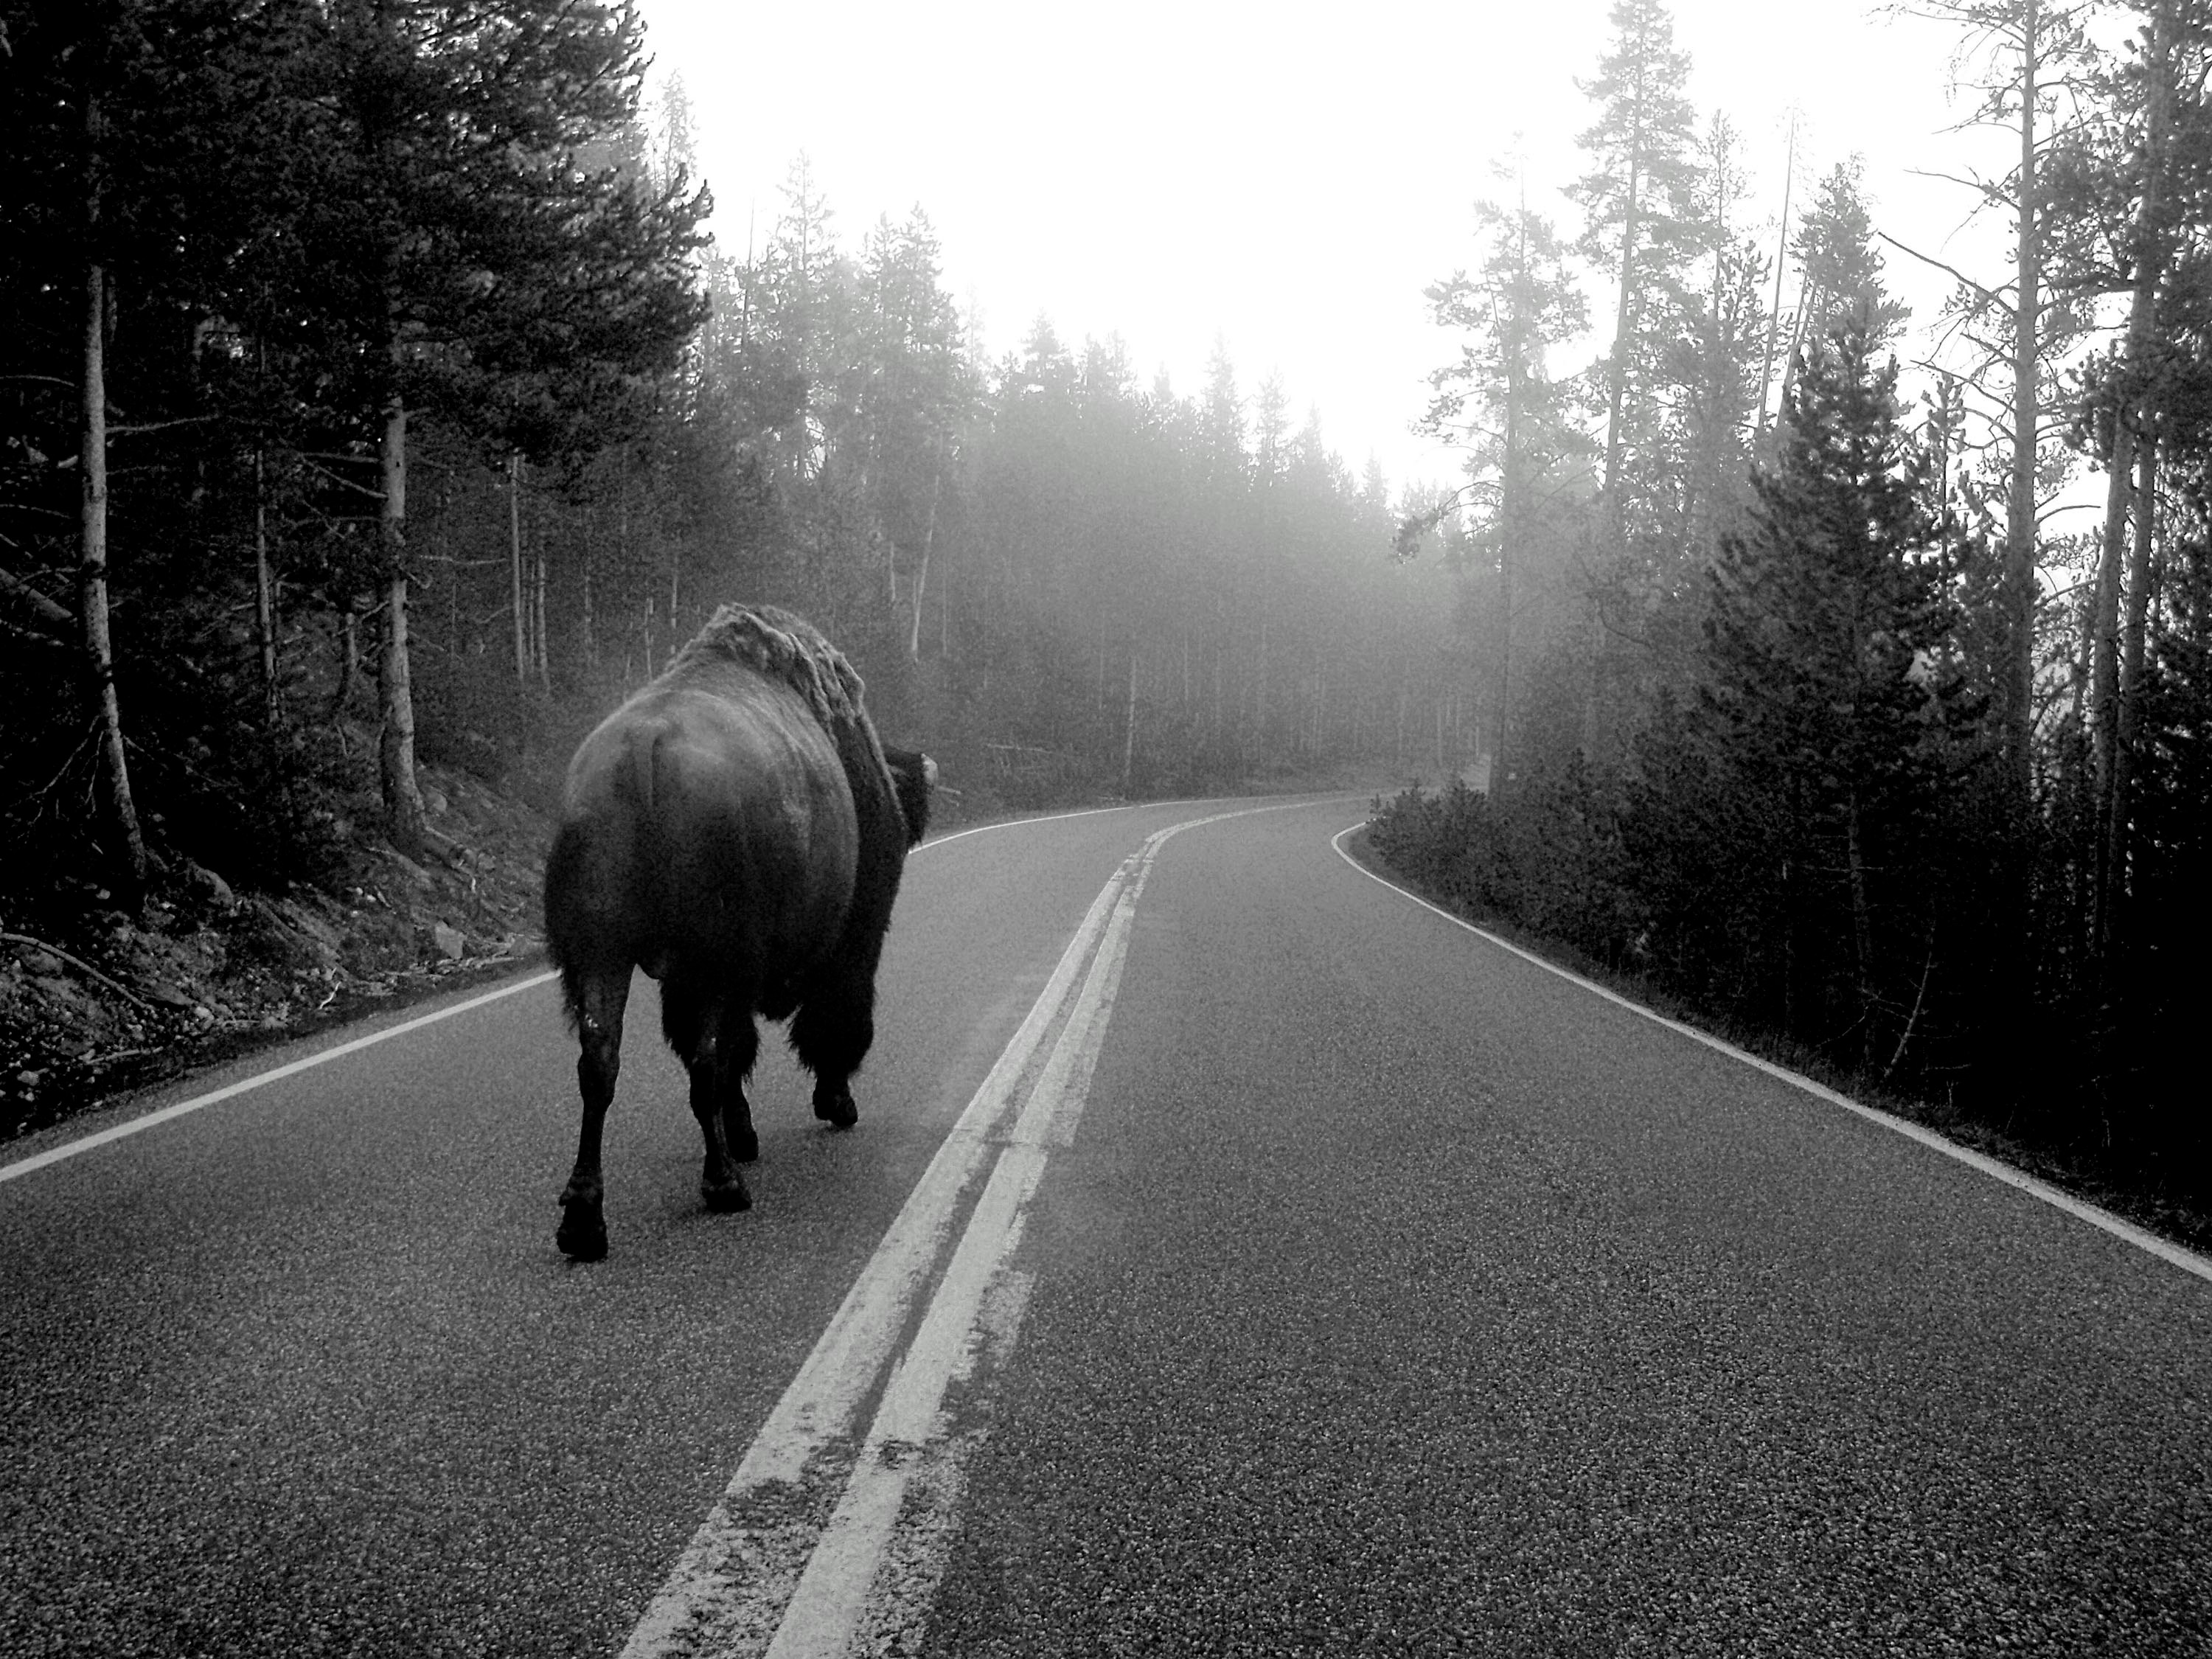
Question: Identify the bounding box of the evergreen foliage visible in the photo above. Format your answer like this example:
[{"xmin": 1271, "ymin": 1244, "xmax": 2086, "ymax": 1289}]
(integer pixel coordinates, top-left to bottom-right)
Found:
[{"xmin": 1381, "ymin": 0, "xmax": 2212, "ymax": 1213}]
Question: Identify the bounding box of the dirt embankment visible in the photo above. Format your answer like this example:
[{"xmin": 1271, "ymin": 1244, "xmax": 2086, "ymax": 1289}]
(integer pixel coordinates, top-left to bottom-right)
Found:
[{"xmin": 1, "ymin": 757, "xmax": 554, "ymax": 1145}]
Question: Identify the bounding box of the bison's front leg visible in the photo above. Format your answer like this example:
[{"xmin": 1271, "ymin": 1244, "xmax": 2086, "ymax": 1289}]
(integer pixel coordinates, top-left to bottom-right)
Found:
[
  {"xmin": 558, "ymin": 967, "xmax": 630, "ymax": 1262},
  {"xmin": 791, "ymin": 970, "xmax": 874, "ymax": 1130}
]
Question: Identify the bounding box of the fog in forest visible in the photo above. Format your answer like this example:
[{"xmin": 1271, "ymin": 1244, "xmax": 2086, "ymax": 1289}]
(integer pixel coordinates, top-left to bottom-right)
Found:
[{"xmin": 1, "ymin": 0, "xmax": 2205, "ymax": 1230}]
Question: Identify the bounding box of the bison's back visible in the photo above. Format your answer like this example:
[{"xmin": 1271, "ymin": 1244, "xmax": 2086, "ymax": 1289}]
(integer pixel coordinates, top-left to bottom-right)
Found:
[{"xmin": 546, "ymin": 677, "xmax": 860, "ymax": 993}]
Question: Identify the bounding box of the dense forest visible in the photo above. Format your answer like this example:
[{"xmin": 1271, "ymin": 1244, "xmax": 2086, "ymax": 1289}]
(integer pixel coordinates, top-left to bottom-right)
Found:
[
  {"xmin": 0, "ymin": 0, "xmax": 1453, "ymax": 894},
  {"xmin": 2, "ymin": 0, "xmax": 2205, "ymax": 1220},
  {"xmin": 1380, "ymin": 0, "xmax": 2209, "ymax": 1214}
]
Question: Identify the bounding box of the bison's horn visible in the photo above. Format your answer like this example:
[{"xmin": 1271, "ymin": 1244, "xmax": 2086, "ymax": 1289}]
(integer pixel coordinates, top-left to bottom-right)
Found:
[{"xmin": 922, "ymin": 756, "xmax": 939, "ymax": 787}]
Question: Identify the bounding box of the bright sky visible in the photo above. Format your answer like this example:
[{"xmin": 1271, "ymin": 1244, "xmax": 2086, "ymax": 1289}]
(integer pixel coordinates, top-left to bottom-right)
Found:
[{"xmin": 634, "ymin": 0, "xmax": 2014, "ymax": 497}]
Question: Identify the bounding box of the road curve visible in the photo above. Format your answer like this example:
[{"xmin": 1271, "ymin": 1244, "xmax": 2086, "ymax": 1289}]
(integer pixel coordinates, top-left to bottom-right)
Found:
[
  {"xmin": 918, "ymin": 801, "xmax": 2212, "ymax": 1658},
  {"xmin": 4, "ymin": 795, "xmax": 2208, "ymax": 1658}
]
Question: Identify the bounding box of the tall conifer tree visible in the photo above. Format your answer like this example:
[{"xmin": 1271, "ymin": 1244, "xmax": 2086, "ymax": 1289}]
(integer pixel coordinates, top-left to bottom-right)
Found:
[{"xmin": 1570, "ymin": 0, "xmax": 1700, "ymax": 519}]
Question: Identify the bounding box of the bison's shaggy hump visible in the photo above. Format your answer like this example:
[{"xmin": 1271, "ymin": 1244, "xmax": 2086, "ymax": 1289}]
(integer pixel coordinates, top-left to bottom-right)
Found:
[{"xmin": 670, "ymin": 603, "xmax": 866, "ymax": 731}]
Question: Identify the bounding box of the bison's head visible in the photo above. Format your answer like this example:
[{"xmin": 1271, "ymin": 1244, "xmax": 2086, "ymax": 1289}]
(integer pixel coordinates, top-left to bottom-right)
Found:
[{"xmin": 884, "ymin": 748, "xmax": 936, "ymax": 847}]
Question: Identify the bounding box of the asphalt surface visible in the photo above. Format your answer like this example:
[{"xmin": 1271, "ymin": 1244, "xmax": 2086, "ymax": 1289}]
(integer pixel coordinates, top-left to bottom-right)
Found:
[{"xmin": 4, "ymin": 796, "xmax": 2208, "ymax": 1657}]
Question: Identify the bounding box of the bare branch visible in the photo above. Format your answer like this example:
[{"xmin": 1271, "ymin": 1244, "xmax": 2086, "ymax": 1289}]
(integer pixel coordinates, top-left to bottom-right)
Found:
[
  {"xmin": 1879, "ymin": 233, "xmax": 2012, "ymax": 314},
  {"xmin": 0, "ymin": 563, "xmax": 74, "ymax": 634},
  {"xmin": 297, "ymin": 456, "xmax": 389, "ymax": 501},
  {"xmin": 1907, "ymin": 166, "xmax": 2019, "ymax": 212},
  {"xmin": 1, "ymin": 932, "xmax": 159, "ymax": 1013},
  {"xmin": 109, "ymin": 416, "xmax": 223, "ymax": 439}
]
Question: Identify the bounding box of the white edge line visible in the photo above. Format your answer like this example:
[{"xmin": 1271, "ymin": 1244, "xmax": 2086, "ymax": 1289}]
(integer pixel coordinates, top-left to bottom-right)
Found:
[
  {"xmin": 911, "ymin": 788, "xmax": 1358, "ymax": 854},
  {"xmin": 0, "ymin": 969, "xmax": 561, "ymax": 1186},
  {"xmin": 914, "ymin": 801, "xmax": 1147, "ymax": 850},
  {"xmin": 1329, "ymin": 821, "xmax": 2212, "ymax": 1288}
]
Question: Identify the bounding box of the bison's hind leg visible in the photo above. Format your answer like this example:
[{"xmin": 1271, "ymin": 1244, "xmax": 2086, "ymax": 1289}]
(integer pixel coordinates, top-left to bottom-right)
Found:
[
  {"xmin": 665, "ymin": 978, "xmax": 757, "ymax": 1212},
  {"xmin": 717, "ymin": 999, "xmax": 762, "ymax": 1166},
  {"xmin": 557, "ymin": 964, "xmax": 631, "ymax": 1262},
  {"xmin": 790, "ymin": 970, "xmax": 874, "ymax": 1130}
]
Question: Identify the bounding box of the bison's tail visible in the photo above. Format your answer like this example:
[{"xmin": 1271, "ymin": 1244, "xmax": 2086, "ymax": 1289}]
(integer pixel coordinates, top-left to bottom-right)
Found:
[
  {"xmin": 543, "ymin": 818, "xmax": 602, "ymax": 1032},
  {"xmin": 626, "ymin": 721, "xmax": 671, "ymax": 940}
]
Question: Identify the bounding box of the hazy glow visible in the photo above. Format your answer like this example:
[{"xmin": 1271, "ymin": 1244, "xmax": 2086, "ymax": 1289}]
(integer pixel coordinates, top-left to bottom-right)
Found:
[{"xmin": 636, "ymin": 0, "xmax": 2003, "ymax": 493}]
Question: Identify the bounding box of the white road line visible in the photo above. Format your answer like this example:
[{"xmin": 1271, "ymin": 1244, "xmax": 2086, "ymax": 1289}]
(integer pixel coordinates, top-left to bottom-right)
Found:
[
  {"xmin": 624, "ymin": 799, "xmax": 1310, "ymax": 1658},
  {"xmin": 913, "ymin": 801, "xmax": 1148, "ymax": 850},
  {"xmin": 0, "ymin": 969, "xmax": 560, "ymax": 1186},
  {"xmin": 750, "ymin": 805, "xmax": 1272, "ymax": 1657},
  {"xmin": 911, "ymin": 790, "xmax": 1335, "ymax": 853},
  {"xmin": 613, "ymin": 872, "xmax": 1128, "ymax": 1659},
  {"xmin": 1331, "ymin": 821, "xmax": 2212, "ymax": 1288},
  {"xmin": 763, "ymin": 1140, "xmax": 1050, "ymax": 1659}
]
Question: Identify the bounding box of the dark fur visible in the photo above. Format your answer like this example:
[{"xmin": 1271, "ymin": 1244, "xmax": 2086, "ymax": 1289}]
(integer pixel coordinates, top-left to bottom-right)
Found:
[{"xmin": 543, "ymin": 604, "xmax": 931, "ymax": 1259}]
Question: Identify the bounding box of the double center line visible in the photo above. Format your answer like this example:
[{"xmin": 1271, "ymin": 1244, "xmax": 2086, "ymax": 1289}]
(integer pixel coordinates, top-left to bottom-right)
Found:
[{"xmin": 619, "ymin": 801, "xmax": 1306, "ymax": 1658}]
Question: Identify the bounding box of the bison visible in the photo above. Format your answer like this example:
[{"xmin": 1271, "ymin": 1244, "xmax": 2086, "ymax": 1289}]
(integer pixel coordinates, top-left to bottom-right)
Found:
[{"xmin": 543, "ymin": 604, "xmax": 933, "ymax": 1260}]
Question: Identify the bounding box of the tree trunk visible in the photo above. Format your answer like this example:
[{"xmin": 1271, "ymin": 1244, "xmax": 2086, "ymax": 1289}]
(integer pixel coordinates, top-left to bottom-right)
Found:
[
  {"xmin": 2096, "ymin": 0, "xmax": 2171, "ymax": 955},
  {"xmin": 378, "ymin": 392, "xmax": 428, "ymax": 859},
  {"xmin": 1776, "ymin": 277, "xmax": 1825, "ymax": 414},
  {"xmin": 1256, "ymin": 612, "xmax": 1270, "ymax": 752},
  {"xmin": 509, "ymin": 451, "xmax": 527, "ymax": 684},
  {"xmin": 1846, "ymin": 787, "xmax": 1876, "ymax": 1065},
  {"xmin": 581, "ymin": 545, "xmax": 596, "ymax": 669},
  {"xmin": 1498, "ymin": 319, "xmax": 1522, "ymax": 791},
  {"xmin": 1754, "ymin": 114, "xmax": 1798, "ymax": 447},
  {"xmin": 2090, "ymin": 409, "xmax": 2135, "ymax": 948},
  {"xmin": 79, "ymin": 238, "xmax": 150, "ymax": 897},
  {"xmin": 2005, "ymin": 0, "xmax": 2043, "ymax": 813},
  {"xmin": 332, "ymin": 595, "xmax": 359, "ymax": 721},
  {"xmin": 1601, "ymin": 72, "xmax": 1649, "ymax": 512},
  {"xmin": 534, "ymin": 534, "xmax": 551, "ymax": 694},
  {"xmin": 2110, "ymin": 433, "xmax": 2157, "ymax": 929},
  {"xmin": 1121, "ymin": 647, "xmax": 1138, "ymax": 793},
  {"xmin": 254, "ymin": 447, "xmax": 279, "ymax": 722},
  {"xmin": 909, "ymin": 469, "xmax": 941, "ymax": 661}
]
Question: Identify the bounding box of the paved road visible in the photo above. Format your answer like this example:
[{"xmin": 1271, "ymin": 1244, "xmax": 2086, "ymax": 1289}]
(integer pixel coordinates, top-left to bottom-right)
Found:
[{"xmin": 4, "ymin": 796, "xmax": 2208, "ymax": 1657}]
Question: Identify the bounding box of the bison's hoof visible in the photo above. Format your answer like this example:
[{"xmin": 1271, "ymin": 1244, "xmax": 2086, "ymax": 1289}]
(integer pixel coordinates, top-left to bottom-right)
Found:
[
  {"xmin": 556, "ymin": 1206, "xmax": 608, "ymax": 1262},
  {"xmin": 702, "ymin": 1175, "xmax": 753, "ymax": 1213},
  {"xmin": 814, "ymin": 1090, "xmax": 858, "ymax": 1130}
]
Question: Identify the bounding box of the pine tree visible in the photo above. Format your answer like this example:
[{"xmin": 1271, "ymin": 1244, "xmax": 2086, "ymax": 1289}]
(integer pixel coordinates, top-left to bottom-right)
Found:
[
  {"xmin": 1691, "ymin": 323, "xmax": 1972, "ymax": 1054},
  {"xmin": 1198, "ymin": 339, "xmax": 1245, "ymax": 491},
  {"xmin": 1569, "ymin": 0, "xmax": 1701, "ymax": 516},
  {"xmin": 1791, "ymin": 162, "xmax": 1912, "ymax": 351},
  {"xmin": 857, "ymin": 209, "xmax": 966, "ymax": 654},
  {"xmin": 275, "ymin": 0, "xmax": 706, "ymax": 858},
  {"xmin": 1771, "ymin": 161, "xmax": 1910, "ymax": 437},
  {"xmin": 2055, "ymin": 0, "xmax": 2212, "ymax": 957},
  {"xmin": 1891, "ymin": 0, "xmax": 2096, "ymax": 818},
  {"xmin": 1420, "ymin": 195, "xmax": 1590, "ymax": 784}
]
